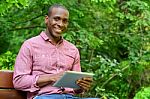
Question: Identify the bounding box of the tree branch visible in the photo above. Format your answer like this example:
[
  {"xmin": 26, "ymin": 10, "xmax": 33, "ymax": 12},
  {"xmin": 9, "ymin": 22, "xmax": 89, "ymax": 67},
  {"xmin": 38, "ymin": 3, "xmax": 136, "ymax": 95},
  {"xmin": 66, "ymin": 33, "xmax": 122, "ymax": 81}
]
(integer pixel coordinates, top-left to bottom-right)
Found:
[
  {"xmin": 9, "ymin": 25, "xmax": 45, "ymax": 31},
  {"xmin": 100, "ymin": 65, "xmax": 130, "ymax": 88}
]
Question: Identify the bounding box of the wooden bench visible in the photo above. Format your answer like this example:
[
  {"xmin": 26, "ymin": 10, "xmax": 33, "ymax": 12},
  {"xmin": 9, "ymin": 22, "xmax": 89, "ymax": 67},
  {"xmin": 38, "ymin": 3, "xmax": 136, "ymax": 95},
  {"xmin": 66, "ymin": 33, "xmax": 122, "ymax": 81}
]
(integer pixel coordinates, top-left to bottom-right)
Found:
[{"xmin": 0, "ymin": 70, "xmax": 27, "ymax": 99}]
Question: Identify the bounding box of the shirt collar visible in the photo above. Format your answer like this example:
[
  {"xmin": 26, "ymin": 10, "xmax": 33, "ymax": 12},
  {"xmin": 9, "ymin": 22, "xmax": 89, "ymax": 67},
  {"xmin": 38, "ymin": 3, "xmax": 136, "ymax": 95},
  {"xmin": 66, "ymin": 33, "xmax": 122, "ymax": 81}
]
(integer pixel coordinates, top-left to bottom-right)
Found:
[
  {"xmin": 40, "ymin": 31, "xmax": 49, "ymax": 41},
  {"xmin": 40, "ymin": 31, "xmax": 64, "ymax": 45}
]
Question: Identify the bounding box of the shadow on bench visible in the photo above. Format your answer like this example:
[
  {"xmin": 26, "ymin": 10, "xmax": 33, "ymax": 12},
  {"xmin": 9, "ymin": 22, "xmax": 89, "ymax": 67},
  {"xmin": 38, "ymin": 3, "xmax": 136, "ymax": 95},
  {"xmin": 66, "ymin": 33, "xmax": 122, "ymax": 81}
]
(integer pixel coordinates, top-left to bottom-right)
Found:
[{"xmin": 0, "ymin": 70, "xmax": 27, "ymax": 99}]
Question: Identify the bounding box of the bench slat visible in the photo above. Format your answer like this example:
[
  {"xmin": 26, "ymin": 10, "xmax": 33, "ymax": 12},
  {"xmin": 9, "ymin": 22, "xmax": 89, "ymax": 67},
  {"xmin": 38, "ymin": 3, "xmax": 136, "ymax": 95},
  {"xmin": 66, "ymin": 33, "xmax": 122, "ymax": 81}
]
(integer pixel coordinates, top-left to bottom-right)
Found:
[
  {"xmin": 0, "ymin": 70, "xmax": 14, "ymax": 88},
  {"xmin": 0, "ymin": 70, "xmax": 27, "ymax": 99},
  {"xmin": 0, "ymin": 89, "xmax": 26, "ymax": 99}
]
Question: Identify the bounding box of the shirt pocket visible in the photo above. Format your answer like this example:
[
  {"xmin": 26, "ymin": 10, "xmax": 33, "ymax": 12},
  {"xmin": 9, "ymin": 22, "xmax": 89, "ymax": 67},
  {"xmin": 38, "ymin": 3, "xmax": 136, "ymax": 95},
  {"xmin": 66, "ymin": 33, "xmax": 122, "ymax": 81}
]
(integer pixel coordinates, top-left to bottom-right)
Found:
[
  {"xmin": 62, "ymin": 53, "xmax": 75, "ymax": 70},
  {"xmin": 34, "ymin": 53, "xmax": 51, "ymax": 70}
]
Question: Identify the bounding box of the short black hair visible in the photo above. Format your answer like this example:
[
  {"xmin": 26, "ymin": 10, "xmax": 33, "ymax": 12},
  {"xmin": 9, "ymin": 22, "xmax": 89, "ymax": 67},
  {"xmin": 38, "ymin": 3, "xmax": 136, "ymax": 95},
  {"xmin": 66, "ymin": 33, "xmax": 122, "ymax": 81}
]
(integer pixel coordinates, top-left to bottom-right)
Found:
[{"xmin": 48, "ymin": 4, "xmax": 68, "ymax": 16}]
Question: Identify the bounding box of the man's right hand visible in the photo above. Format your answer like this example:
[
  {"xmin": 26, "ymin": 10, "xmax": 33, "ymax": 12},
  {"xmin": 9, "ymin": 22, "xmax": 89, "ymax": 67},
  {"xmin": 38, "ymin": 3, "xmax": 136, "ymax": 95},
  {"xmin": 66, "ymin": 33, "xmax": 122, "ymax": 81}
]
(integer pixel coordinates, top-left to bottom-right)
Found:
[
  {"xmin": 36, "ymin": 71, "xmax": 64, "ymax": 87},
  {"xmin": 49, "ymin": 71, "xmax": 64, "ymax": 82}
]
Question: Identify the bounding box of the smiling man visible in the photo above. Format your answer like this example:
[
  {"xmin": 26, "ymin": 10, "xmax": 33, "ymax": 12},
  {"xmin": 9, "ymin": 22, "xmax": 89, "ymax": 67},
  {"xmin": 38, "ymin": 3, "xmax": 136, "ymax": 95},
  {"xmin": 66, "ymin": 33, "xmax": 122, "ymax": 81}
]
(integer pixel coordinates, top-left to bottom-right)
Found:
[{"xmin": 13, "ymin": 4, "xmax": 93, "ymax": 99}]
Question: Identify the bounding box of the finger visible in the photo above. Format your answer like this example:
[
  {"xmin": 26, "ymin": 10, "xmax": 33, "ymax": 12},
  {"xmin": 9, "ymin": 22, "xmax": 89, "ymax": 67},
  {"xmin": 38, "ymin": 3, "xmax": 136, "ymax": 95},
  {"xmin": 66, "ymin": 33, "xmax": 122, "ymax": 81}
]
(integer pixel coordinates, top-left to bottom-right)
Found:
[
  {"xmin": 78, "ymin": 82, "xmax": 91, "ymax": 90},
  {"xmin": 82, "ymin": 77, "xmax": 93, "ymax": 82},
  {"xmin": 79, "ymin": 82, "xmax": 91, "ymax": 88},
  {"xmin": 79, "ymin": 85, "xmax": 90, "ymax": 91},
  {"xmin": 76, "ymin": 77, "xmax": 93, "ymax": 83},
  {"xmin": 77, "ymin": 79, "xmax": 92, "ymax": 85}
]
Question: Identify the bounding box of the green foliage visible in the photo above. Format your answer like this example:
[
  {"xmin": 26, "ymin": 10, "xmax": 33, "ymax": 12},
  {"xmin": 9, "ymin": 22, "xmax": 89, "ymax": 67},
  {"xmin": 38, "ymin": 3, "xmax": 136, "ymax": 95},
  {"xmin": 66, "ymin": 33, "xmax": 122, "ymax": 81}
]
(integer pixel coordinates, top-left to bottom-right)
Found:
[
  {"xmin": 81, "ymin": 55, "xmax": 121, "ymax": 98},
  {"xmin": 0, "ymin": 51, "xmax": 16, "ymax": 70},
  {"xmin": 0, "ymin": 0, "xmax": 29, "ymax": 15},
  {"xmin": 134, "ymin": 87, "xmax": 150, "ymax": 99}
]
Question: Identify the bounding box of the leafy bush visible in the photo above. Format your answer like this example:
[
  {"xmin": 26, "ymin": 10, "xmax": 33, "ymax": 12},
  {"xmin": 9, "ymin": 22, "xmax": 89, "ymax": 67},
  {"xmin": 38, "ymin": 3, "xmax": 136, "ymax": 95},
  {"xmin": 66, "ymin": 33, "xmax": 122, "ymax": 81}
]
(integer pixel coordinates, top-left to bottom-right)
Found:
[
  {"xmin": 134, "ymin": 87, "xmax": 150, "ymax": 99},
  {"xmin": 0, "ymin": 51, "xmax": 16, "ymax": 70}
]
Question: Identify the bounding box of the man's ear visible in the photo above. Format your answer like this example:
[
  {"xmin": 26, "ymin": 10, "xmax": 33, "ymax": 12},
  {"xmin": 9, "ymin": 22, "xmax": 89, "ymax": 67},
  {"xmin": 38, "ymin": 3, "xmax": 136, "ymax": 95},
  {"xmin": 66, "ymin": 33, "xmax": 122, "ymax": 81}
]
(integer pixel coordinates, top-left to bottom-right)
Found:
[{"xmin": 45, "ymin": 15, "xmax": 49, "ymax": 25}]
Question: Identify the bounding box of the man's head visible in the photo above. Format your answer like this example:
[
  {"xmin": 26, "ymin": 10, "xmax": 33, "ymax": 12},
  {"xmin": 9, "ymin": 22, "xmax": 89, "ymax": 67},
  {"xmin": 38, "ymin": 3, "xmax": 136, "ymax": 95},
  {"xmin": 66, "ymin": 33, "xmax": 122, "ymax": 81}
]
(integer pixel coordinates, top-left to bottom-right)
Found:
[
  {"xmin": 45, "ymin": 4, "xmax": 69, "ymax": 39},
  {"xmin": 48, "ymin": 4, "xmax": 68, "ymax": 17}
]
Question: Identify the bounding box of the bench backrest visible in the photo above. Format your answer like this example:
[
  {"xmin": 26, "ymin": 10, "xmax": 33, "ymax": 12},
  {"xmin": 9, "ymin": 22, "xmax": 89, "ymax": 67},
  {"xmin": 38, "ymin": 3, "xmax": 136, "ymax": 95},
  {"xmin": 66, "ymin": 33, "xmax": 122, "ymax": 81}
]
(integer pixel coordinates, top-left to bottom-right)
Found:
[{"xmin": 0, "ymin": 70, "xmax": 27, "ymax": 99}]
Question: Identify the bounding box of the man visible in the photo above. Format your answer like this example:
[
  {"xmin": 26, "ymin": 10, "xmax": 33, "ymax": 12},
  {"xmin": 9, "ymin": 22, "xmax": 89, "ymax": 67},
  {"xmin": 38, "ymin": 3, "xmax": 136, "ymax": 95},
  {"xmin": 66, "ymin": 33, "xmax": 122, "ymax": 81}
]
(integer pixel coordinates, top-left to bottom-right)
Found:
[{"xmin": 13, "ymin": 4, "xmax": 93, "ymax": 99}]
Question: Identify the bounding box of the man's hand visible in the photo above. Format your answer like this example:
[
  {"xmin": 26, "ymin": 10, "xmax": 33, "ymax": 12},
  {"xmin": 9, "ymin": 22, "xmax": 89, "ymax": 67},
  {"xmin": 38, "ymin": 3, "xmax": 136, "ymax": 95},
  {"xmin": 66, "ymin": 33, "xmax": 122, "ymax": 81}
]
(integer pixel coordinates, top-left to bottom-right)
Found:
[
  {"xmin": 36, "ymin": 71, "xmax": 64, "ymax": 87},
  {"xmin": 76, "ymin": 77, "xmax": 93, "ymax": 92},
  {"xmin": 49, "ymin": 71, "xmax": 64, "ymax": 82}
]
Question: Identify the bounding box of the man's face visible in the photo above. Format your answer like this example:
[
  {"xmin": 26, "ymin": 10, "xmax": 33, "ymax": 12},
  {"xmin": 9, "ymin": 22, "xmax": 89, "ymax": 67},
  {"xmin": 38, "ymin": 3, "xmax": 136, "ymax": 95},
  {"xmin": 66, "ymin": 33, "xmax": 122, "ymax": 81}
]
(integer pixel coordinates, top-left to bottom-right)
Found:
[{"xmin": 45, "ymin": 7, "xmax": 69, "ymax": 38}]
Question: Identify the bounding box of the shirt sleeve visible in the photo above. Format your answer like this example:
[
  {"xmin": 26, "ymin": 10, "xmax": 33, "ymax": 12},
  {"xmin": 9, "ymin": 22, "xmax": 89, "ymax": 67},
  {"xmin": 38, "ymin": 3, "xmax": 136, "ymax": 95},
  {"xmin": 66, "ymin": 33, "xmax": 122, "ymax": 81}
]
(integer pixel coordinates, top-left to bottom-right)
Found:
[
  {"xmin": 71, "ymin": 48, "xmax": 81, "ymax": 72},
  {"xmin": 13, "ymin": 41, "xmax": 40, "ymax": 92}
]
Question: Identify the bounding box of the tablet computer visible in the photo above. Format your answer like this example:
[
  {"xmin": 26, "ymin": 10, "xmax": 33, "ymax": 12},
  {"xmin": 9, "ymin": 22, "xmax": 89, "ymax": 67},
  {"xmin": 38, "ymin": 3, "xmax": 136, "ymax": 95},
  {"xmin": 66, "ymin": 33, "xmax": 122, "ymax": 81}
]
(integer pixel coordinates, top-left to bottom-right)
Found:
[{"xmin": 53, "ymin": 71, "xmax": 94, "ymax": 89}]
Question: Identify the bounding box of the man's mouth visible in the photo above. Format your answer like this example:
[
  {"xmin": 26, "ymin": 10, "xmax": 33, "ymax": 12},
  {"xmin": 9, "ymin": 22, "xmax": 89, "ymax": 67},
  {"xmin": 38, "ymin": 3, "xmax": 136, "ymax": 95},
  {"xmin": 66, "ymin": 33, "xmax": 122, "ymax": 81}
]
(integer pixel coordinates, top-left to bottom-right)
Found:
[
  {"xmin": 54, "ymin": 27, "xmax": 63, "ymax": 33},
  {"xmin": 55, "ymin": 28, "xmax": 62, "ymax": 33}
]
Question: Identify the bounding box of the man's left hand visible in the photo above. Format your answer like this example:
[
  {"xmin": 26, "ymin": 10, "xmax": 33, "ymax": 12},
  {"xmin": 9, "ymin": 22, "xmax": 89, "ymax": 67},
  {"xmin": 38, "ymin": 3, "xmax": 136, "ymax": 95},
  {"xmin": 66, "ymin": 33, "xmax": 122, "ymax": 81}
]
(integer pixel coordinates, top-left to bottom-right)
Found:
[{"xmin": 76, "ymin": 77, "xmax": 93, "ymax": 92}]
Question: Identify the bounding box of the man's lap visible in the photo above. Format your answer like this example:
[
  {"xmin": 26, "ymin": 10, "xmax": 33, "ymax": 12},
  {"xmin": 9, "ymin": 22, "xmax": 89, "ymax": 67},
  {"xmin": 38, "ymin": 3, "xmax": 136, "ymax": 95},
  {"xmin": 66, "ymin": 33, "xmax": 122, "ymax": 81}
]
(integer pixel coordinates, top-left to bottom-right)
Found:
[{"xmin": 33, "ymin": 94, "xmax": 100, "ymax": 99}]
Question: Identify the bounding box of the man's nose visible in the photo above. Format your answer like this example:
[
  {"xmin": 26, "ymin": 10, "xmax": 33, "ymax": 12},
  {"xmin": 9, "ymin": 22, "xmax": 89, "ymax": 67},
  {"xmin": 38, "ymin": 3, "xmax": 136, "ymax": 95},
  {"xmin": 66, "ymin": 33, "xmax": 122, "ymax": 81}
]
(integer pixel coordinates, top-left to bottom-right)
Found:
[{"xmin": 57, "ymin": 20, "xmax": 63, "ymax": 27}]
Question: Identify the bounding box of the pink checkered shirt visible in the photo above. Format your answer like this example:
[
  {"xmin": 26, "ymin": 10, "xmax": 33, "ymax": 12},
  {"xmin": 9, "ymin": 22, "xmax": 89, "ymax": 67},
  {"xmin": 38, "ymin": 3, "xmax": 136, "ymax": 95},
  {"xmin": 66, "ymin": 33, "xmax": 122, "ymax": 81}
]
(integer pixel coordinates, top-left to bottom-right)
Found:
[{"xmin": 13, "ymin": 31, "xmax": 81, "ymax": 99}]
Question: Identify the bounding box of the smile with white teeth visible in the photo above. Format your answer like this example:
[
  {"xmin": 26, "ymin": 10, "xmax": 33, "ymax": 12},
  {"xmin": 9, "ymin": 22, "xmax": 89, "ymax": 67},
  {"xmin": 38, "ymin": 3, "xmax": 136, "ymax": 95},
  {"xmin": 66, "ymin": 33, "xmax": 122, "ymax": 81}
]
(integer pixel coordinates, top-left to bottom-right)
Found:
[{"xmin": 54, "ymin": 27, "xmax": 62, "ymax": 33}]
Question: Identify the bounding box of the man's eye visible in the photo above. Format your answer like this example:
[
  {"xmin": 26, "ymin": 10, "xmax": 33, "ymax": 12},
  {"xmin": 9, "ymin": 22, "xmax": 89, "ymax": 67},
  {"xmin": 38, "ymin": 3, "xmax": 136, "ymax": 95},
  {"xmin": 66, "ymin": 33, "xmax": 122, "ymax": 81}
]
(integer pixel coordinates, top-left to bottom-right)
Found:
[
  {"xmin": 54, "ymin": 17, "xmax": 60, "ymax": 21},
  {"xmin": 63, "ymin": 19, "xmax": 68, "ymax": 23}
]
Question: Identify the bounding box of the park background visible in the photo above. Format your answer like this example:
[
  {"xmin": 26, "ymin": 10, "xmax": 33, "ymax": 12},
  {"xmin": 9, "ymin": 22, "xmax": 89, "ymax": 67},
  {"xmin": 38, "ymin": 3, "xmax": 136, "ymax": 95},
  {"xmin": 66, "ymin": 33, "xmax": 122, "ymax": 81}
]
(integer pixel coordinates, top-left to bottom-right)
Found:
[{"xmin": 0, "ymin": 0, "xmax": 150, "ymax": 99}]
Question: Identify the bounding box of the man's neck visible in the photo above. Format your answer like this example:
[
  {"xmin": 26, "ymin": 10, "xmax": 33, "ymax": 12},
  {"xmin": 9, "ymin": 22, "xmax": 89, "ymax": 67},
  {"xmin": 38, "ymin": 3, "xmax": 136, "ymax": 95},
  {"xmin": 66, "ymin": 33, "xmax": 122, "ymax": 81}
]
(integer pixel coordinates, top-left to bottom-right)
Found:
[{"xmin": 45, "ymin": 30, "xmax": 61, "ymax": 45}]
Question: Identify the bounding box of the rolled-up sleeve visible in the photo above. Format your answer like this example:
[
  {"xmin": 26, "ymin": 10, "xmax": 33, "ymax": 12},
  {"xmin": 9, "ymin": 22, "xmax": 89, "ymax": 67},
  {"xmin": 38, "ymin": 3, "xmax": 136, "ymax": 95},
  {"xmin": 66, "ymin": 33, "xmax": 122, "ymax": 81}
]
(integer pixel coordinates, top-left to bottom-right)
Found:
[{"xmin": 13, "ymin": 41, "xmax": 40, "ymax": 92}]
